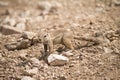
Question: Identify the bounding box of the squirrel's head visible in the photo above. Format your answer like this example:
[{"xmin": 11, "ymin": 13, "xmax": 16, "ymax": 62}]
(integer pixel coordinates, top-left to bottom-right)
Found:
[{"xmin": 38, "ymin": 29, "xmax": 51, "ymax": 43}]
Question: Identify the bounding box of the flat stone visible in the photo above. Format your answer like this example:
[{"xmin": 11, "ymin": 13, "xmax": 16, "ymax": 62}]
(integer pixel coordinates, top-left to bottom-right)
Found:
[
  {"xmin": 21, "ymin": 76, "xmax": 36, "ymax": 80},
  {"xmin": 5, "ymin": 39, "xmax": 31, "ymax": 50},
  {"xmin": 0, "ymin": 25, "xmax": 22, "ymax": 35},
  {"xmin": 47, "ymin": 54, "xmax": 69, "ymax": 66},
  {"xmin": 16, "ymin": 39, "xmax": 31, "ymax": 49},
  {"xmin": 4, "ymin": 42, "xmax": 17, "ymax": 50}
]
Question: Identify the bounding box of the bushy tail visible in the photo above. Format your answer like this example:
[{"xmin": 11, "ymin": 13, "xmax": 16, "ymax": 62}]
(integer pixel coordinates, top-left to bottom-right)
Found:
[{"xmin": 74, "ymin": 36, "xmax": 101, "ymax": 45}]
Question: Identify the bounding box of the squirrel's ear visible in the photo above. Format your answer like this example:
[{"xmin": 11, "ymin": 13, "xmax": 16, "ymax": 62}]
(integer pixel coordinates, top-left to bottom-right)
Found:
[
  {"xmin": 44, "ymin": 28, "xmax": 49, "ymax": 33},
  {"xmin": 39, "ymin": 29, "xmax": 46, "ymax": 33}
]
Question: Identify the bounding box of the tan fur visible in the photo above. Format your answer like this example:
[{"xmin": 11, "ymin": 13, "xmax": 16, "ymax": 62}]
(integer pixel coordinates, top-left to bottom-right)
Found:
[{"xmin": 38, "ymin": 29, "xmax": 100, "ymax": 54}]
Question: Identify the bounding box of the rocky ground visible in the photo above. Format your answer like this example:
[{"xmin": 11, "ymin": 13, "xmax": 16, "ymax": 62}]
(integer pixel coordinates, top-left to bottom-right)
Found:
[{"xmin": 0, "ymin": 0, "xmax": 120, "ymax": 80}]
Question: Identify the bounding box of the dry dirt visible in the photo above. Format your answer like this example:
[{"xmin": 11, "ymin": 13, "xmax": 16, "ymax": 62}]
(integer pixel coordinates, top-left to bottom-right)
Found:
[{"xmin": 0, "ymin": 0, "xmax": 120, "ymax": 80}]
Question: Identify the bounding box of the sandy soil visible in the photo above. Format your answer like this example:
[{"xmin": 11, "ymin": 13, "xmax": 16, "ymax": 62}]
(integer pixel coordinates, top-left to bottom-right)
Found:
[{"xmin": 0, "ymin": 0, "xmax": 120, "ymax": 80}]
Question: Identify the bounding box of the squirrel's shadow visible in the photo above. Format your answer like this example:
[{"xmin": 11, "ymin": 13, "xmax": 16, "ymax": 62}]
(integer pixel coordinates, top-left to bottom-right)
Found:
[
  {"xmin": 39, "ymin": 50, "xmax": 49, "ymax": 64},
  {"xmin": 38, "ymin": 42, "xmax": 99, "ymax": 64}
]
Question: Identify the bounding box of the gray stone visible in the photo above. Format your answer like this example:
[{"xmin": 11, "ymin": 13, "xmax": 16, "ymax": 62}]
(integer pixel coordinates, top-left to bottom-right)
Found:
[
  {"xmin": 0, "ymin": 25, "xmax": 22, "ymax": 35},
  {"xmin": 47, "ymin": 54, "xmax": 69, "ymax": 66},
  {"xmin": 21, "ymin": 76, "xmax": 36, "ymax": 80},
  {"xmin": 16, "ymin": 39, "xmax": 31, "ymax": 49},
  {"xmin": 5, "ymin": 39, "xmax": 31, "ymax": 50},
  {"xmin": 4, "ymin": 42, "xmax": 17, "ymax": 50}
]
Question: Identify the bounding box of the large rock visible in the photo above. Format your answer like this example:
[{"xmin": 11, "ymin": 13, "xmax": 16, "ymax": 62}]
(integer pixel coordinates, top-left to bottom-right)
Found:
[
  {"xmin": 47, "ymin": 54, "xmax": 69, "ymax": 66},
  {"xmin": 0, "ymin": 25, "xmax": 22, "ymax": 35},
  {"xmin": 21, "ymin": 76, "xmax": 36, "ymax": 80},
  {"xmin": 5, "ymin": 39, "xmax": 31, "ymax": 50}
]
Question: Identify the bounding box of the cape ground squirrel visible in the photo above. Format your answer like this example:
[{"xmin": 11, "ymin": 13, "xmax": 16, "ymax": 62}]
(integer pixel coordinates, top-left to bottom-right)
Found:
[{"xmin": 38, "ymin": 29, "xmax": 100, "ymax": 54}]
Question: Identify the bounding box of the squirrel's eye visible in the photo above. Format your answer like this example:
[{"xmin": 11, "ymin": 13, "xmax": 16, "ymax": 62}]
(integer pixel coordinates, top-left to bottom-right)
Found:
[
  {"xmin": 39, "ymin": 39, "xmax": 41, "ymax": 41},
  {"xmin": 44, "ymin": 35, "xmax": 47, "ymax": 37}
]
